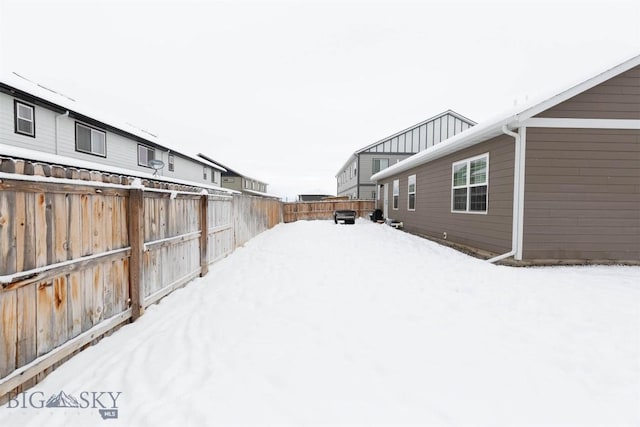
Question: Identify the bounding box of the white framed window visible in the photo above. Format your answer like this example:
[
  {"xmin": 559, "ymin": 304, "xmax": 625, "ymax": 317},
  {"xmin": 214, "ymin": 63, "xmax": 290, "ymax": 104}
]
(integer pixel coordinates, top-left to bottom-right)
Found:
[
  {"xmin": 15, "ymin": 100, "xmax": 35, "ymax": 137},
  {"xmin": 452, "ymin": 153, "xmax": 489, "ymax": 213},
  {"xmin": 138, "ymin": 144, "xmax": 155, "ymax": 167},
  {"xmin": 203, "ymin": 167, "xmax": 208, "ymax": 180},
  {"xmin": 211, "ymin": 170, "xmax": 217, "ymax": 183},
  {"xmin": 168, "ymin": 154, "xmax": 175, "ymax": 172},
  {"xmin": 392, "ymin": 179, "xmax": 399, "ymax": 210},
  {"xmin": 75, "ymin": 122, "xmax": 106, "ymax": 157},
  {"xmin": 372, "ymin": 158, "xmax": 389, "ymax": 174},
  {"xmin": 407, "ymin": 174, "xmax": 416, "ymax": 211}
]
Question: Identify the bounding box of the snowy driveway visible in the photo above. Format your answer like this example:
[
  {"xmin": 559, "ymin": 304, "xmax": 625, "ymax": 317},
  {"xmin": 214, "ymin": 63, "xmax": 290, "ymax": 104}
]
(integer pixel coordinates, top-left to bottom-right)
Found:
[{"xmin": 1, "ymin": 220, "xmax": 639, "ymax": 426}]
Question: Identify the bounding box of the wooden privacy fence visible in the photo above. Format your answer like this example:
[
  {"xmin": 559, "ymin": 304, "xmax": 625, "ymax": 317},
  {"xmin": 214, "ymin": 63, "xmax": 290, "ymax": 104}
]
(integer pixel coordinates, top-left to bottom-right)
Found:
[
  {"xmin": 0, "ymin": 158, "xmax": 282, "ymax": 400},
  {"xmin": 283, "ymin": 200, "xmax": 375, "ymax": 223}
]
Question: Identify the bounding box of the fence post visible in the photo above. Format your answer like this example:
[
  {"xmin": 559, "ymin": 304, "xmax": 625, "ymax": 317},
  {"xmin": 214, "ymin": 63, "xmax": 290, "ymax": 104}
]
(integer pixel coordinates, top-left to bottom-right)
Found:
[
  {"xmin": 128, "ymin": 188, "xmax": 144, "ymax": 320},
  {"xmin": 200, "ymin": 194, "xmax": 209, "ymax": 277}
]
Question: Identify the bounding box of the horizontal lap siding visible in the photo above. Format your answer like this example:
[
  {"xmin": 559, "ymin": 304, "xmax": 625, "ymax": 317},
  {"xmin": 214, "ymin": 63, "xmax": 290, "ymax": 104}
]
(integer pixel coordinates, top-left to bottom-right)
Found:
[
  {"xmin": 0, "ymin": 93, "xmax": 57, "ymax": 154},
  {"xmin": 381, "ymin": 135, "xmax": 514, "ymax": 254},
  {"xmin": 536, "ymin": 66, "xmax": 640, "ymax": 119},
  {"xmin": 523, "ymin": 128, "xmax": 640, "ymax": 261}
]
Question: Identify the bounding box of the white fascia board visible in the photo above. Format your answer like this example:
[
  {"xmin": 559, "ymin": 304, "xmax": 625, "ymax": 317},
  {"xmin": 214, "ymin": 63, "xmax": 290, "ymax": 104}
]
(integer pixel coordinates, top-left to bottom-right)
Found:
[
  {"xmin": 523, "ymin": 118, "xmax": 640, "ymax": 129},
  {"xmin": 371, "ymin": 54, "xmax": 640, "ymax": 182},
  {"xmin": 335, "ymin": 153, "xmax": 357, "ymax": 177},
  {"xmin": 514, "ymin": 54, "xmax": 640, "ymax": 123},
  {"xmin": 192, "ymin": 155, "xmax": 226, "ymax": 172}
]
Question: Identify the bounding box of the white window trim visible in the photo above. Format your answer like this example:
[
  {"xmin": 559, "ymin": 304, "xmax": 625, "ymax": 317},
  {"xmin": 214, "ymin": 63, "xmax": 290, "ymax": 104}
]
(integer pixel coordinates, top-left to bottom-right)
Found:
[
  {"xmin": 15, "ymin": 101, "xmax": 35, "ymax": 137},
  {"xmin": 407, "ymin": 174, "xmax": 416, "ymax": 211},
  {"xmin": 168, "ymin": 154, "xmax": 175, "ymax": 172},
  {"xmin": 203, "ymin": 167, "xmax": 208, "ymax": 180},
  {"xmin": 372, "ymin": 158, "xmax": 389, "ymax": 174},
  {"xmin": 75, "ymin": 122, "xmax": 106, "ymax": 157},
  {"xmin": 137, "ymin": 144, "xmax": 155, "ymax": 167},
  {"xmin": 392, "ymin": 179, "xmax": 399, "ymax": 210},
  {"xmin": 451, "ymin": 153, "xmax": 489, "ymax": 215}
]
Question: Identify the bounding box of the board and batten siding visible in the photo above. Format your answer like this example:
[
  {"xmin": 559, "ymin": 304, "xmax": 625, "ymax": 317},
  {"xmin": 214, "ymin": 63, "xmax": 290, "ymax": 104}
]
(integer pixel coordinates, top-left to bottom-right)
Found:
[
  {"xmin": 0, "ymin": 93, "xmax": 57, "ymax": 154},
  {"xmin": 523, "ymin": 127, "xmax": 640, "ymax": 261},
  {"xmin": 379, "ymin": 134, "xmax": 515, "ymax": 255},
  {"xmin": 536, "ymin": 65, "xmax": 640, "ymax": 120}
]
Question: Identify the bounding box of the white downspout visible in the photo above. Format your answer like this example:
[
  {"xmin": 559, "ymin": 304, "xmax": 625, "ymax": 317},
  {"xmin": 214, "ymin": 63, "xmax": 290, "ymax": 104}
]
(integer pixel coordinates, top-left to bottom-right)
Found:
[
  {"xmin": 487, "ymin": 125, "xmax": 521, "ymax": 263},
  {"xmin": 54, "ymin": 111, "xmax": 69, "ymax": 155}
]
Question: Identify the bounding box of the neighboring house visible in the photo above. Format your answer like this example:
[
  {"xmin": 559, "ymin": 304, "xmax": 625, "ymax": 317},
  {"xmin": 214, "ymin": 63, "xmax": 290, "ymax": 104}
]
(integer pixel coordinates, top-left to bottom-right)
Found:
[
  {"xmin": 336, "ymin": 110, "xmax": 475, "ymax": 199},
  {"xmin": 372, "ymin": 54, "xmax": 640, "ymax": 264},
  {"xmin": 199, "ymin": 153, "xmax": 272, "ymax": 197},
  {"xmin": 0, "ymin": 74, "xmax": 225, "ymax": 186}
]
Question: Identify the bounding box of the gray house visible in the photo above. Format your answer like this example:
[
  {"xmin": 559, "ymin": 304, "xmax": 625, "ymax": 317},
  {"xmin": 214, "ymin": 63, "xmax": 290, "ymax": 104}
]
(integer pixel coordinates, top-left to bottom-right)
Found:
[
  {"xmin": 372, "ymin": 54, "xmax": 640, "ymax": 264},
  {"xmin": 336, "ymin": 110, "xmax": 475, "ymax": 199},
  {"xmin": 198, "ymin": 153, "xmax": 272, "ymax": 197},
  {"xmin": 0, "ymin": 74, "xmax": 225, "ymax": 187}
]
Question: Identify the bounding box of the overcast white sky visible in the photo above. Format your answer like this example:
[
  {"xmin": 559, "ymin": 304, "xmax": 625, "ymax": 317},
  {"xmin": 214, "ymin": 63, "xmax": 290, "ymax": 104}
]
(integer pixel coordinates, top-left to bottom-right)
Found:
[{"xmin": 1, "ymin": 0, "xmax": 638, "ymax": 199}]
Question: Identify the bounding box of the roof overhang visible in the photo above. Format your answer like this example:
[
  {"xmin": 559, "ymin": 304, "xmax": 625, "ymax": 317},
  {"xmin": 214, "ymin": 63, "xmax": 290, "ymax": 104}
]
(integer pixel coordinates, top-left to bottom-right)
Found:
[{"xmin": 371, "ymin": 53, "xmax": 640, "ymax": 182}]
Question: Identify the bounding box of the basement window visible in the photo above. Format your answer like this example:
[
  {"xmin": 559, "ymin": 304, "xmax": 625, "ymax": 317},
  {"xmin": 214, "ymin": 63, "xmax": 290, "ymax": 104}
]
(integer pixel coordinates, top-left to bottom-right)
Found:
[{"xmin": 452, "ymin": 154, "xmax": 488, "ymax": 213}]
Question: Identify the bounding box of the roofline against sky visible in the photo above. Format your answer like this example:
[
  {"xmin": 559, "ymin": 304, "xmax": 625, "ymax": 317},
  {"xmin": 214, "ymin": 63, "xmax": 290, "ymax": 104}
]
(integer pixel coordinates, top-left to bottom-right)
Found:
[{"xmin": 371, "ymin": 53, "xmax": 640, "ymax": 182}]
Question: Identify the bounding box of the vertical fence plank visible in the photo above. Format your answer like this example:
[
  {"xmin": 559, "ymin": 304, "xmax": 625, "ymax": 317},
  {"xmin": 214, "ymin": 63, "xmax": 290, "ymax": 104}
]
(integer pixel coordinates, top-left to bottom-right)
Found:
[
  {"xmin": 14, "ymin": 191, "xmax": 25, "ymax": 273},
  {"xmin": 53, "ymin": 193, "xmax": 68, "ymax": 264},
  {"xmin": 16, "ymin": 284, "xmax": 37, "ymax": 371},
  {"xmin": 67, "ymin": 193, "xmax": 83, "ymax": 339},
  {"xmin": 23, "ymin": 193, "xmax": 36, "ymax": 272},
  {"xmin": 80, "ymin": 194, "xmax": 92, "ymax": 256},
  {"xmin": 200, "ymin": 195, "xmax": 209, "ymax": 276},
  {"xmin": 93, "ymin": 264, "xmax": 104, "ymax": 325},
  {"xmin": 36, "ymin": 281, "xmax": 53, "ymax": 357},
  {"xmin": 52, "ymin": 276, "xmax": 68, "ymax": 348},
  {"xmin": 67, "ymin": 272, "xmax": 82, "ymax": 339},
  {"xmin": 128, "ymin": 189, "xmax": 144, "ymax": 320},
  {"xmin": 0, "ymin": 290, "xmax": 17, "ymax": 378},
  {"xmin": 81, "ymin": 267, "xmax": 94, "ymax": 332}
]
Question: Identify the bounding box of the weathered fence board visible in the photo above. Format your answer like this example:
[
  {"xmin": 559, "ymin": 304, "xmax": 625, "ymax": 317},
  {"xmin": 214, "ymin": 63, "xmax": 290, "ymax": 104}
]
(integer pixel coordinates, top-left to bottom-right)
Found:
[{"xmin": 283, "ymin": 200, "xmax": 375, "ymax": 223}]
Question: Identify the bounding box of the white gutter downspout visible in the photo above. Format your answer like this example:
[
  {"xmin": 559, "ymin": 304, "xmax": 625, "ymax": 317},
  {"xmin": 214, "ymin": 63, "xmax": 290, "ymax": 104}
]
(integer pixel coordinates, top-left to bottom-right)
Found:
[
  {"xmin": 487, "ymin": 124, "xmax": 523, "ymax": 263},
  {"xmin": 54, "ymin": 111, "xmax": 69, "ymax": 155}
]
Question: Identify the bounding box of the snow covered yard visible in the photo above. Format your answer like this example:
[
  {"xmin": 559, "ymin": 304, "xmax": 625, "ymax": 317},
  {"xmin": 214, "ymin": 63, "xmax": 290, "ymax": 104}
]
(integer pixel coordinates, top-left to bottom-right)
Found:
[{"xmin": 1, "ymin": 219, "xmax": 638, "ymax": 426}]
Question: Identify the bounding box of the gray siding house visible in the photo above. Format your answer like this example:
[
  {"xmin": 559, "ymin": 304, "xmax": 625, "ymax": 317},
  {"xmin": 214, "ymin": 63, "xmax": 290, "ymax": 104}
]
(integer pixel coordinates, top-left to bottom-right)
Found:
[
  {"xmin": 0, "ymin": 74, "xmax": 225, "ymax": 187},
  {"xmin": 336, "ymin": 110, "xmax": 475, "ymax": 199},
  {"xmin": 372, "ymin": 55, "xmax": 640, "ymax": 264},
  {"xmin": 198, "ymin": 153, "xmax": 272, "ymax": 197}
]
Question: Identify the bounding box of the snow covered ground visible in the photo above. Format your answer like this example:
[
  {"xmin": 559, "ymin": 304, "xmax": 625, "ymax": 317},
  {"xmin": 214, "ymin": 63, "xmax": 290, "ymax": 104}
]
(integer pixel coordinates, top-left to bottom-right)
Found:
[{"xmin": 1, "ymin": 220, "xmax": 639, "ymax": 426}]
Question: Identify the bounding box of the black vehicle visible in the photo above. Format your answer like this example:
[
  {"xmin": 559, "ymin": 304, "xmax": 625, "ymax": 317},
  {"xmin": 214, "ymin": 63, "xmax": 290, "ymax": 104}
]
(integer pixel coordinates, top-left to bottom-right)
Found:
[{"xmin": 333, "ymin": 210, "xmax": 356, "ymax": 224}]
